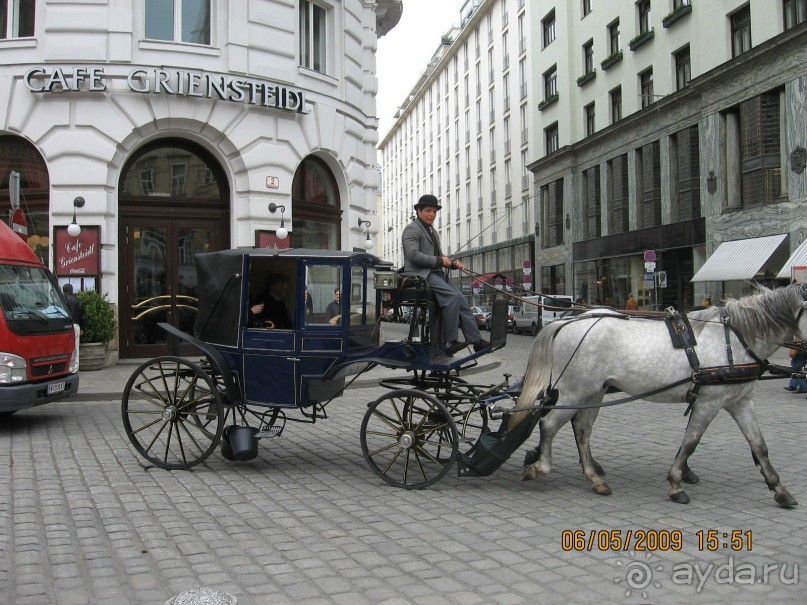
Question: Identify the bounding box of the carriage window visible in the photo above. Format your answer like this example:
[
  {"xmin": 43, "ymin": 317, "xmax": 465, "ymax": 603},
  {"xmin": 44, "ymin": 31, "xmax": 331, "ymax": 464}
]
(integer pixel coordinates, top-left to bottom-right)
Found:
[
  {"xmin": 349, "ymin": 265, "xmax": 378, "ymax": 327},
  {"xmin": 247, "ymin": 259, "xmax": 296, "ymax": 329},
  {"xmin": 305, "ymin": 264, "xmax": 342, "ymax": 326}
]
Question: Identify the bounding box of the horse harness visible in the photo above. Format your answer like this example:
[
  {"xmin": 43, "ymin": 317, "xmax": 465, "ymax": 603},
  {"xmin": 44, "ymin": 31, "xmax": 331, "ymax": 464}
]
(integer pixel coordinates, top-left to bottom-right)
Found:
[{"xmin": 666, "ymin": 307, "xmax": 770, "ymax": 415}]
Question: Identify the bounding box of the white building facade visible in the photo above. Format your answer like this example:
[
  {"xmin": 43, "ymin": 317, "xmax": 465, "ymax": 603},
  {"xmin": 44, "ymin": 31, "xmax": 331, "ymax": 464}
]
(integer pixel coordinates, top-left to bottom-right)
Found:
[
  {"xmin": 0, "ymin": 0, "xmax": 400, "ymax": 359},
  {"xmin": 380, "ymin": 0, "xmax": 807, "ymax": 309}
]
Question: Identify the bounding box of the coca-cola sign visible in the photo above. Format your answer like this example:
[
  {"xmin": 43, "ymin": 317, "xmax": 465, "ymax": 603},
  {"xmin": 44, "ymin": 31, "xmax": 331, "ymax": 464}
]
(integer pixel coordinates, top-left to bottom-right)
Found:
[{"xmin": 54, "ymin": 226, "xmax": 100, "ymax": 277}]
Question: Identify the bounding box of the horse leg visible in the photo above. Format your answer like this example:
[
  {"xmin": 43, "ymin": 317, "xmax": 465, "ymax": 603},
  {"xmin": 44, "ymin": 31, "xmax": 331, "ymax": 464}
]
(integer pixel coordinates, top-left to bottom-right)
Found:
[
  {"xmin": 521, "ymin": 409, "xmax": 574, "ymax": 481},
  {"xmin": 571, "ymin": 409, "xmax": 611, "ymax": 496},
  {"xmin": 726, "ymin": 400, "xmax": 797, "ymax": 507},
  {"xmin": 667, "ymin": 402, "xmax": 722, "ymax": 504}
]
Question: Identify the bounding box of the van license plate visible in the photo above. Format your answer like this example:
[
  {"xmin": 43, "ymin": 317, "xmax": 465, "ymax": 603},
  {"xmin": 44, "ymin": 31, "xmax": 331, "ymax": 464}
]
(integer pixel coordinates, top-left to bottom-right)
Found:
[{"xmin": 48, "ymin": 381, "xmax": 65, "ymax": 395}]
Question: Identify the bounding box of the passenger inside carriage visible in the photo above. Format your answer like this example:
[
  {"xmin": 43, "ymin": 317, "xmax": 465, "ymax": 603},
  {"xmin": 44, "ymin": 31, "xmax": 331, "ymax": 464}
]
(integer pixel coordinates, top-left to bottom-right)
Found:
[{"xmin": 248, "ymin": 273, "xmax": 293, "ymax": 329}]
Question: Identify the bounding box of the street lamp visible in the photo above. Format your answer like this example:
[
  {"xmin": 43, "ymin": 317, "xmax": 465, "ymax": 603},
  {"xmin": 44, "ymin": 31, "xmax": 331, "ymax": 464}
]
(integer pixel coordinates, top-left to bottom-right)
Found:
[
  {"xmin": 67, "ymin": 196, "xmax": 85, "ymax": 237},
  {"xmin": 268, "ymin": 203, "xmax": 288, "ymax": 240},
  {"xmin": 358, "ymin": 218, "xmax": 374, "ymax": 251}
]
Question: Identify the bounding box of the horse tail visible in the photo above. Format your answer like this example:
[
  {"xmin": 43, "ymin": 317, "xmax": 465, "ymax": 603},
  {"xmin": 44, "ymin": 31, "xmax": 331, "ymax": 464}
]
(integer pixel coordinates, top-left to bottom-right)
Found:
[{"xmin": 508, "ymin": 320, "xmax": 564, "ymax": 428}]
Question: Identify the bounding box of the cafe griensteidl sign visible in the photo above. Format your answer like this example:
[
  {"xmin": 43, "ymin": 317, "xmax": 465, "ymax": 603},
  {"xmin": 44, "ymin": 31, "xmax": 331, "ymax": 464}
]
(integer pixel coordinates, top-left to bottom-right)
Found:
[{"xmin": 23, "ymin": 66, "xmax": 308, "ymax": 114}]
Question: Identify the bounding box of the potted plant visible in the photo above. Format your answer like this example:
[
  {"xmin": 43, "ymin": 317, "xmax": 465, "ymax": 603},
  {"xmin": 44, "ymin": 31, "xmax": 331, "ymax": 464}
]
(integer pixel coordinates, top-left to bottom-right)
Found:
[{"xmin": 76, "ymin": 289, "xmax": 117, "ymax": 370}]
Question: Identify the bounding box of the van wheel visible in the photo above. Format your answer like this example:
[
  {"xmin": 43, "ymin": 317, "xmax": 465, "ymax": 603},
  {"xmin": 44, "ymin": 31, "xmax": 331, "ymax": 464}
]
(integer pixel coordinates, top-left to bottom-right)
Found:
[{"xmin": 531, "ymin": 322, "xmax": 538, "ymax": 336}]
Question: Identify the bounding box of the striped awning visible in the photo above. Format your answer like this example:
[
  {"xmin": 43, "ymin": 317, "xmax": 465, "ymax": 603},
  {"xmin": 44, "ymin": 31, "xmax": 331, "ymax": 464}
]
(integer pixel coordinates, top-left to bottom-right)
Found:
[
  {"xmin": 777, "ymin": 238, "xmax": 807, "ymax": 279},
  {"xmin": 691, "ymin": 234, "xmax": 788, "ymax": 282}
]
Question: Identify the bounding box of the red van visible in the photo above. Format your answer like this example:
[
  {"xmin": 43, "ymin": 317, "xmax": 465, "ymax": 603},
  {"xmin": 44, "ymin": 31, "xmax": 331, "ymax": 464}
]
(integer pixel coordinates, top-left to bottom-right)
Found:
[{"xmin": 0, "ymin": 220, "xmax": 79, "ymax": 415}]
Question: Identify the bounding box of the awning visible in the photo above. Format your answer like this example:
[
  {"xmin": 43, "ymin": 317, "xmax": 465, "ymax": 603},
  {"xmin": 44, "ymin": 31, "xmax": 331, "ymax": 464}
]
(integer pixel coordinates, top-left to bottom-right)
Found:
[
  {"xmin": 777, "ymin": 238, "xmax": 807, "ymax": 279},
  {"xmin": 691, "ymin": 234, "xmax": 788, "ymax": 282}
]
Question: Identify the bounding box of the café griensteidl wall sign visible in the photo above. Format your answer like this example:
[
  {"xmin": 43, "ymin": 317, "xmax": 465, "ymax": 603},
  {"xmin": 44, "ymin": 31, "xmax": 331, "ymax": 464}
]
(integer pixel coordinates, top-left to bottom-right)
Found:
[{"xmin": 23, "ymin": 66, "xmax": 308, "ymax": 113}]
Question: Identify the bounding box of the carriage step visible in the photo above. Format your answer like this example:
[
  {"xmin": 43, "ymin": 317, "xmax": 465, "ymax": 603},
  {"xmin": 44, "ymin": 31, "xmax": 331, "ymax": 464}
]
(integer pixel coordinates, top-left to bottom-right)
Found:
[{"xmin": 257, "ymin": 426, "xmax": 283, "ymax": 439}]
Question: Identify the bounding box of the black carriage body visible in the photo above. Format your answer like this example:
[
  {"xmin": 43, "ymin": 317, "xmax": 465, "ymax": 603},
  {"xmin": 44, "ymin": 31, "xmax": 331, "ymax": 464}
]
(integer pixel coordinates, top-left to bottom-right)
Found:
[{"xmin": 193, "ymin": 248, "xmax": 388, "ymax": 408}]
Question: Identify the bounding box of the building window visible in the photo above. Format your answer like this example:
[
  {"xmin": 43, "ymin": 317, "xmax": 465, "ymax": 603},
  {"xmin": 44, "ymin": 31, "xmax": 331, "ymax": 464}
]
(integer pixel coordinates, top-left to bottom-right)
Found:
[
  {"xmin": 640, "ymin": 68, "xmax": 654, "ymax": 108},
  {"xmin": 583, "ymin": 39, "xmax": 594, "ymax": 74},
  {"xmin": 585, "ymin": 103, "xmax": 595, "ymax": 137},
  {"xmin": 610, "ymin": 155, "xmax": 629, "ymax": 234},
  {"xmin": 675, "ymin": 46, "xmax": 691, "ymax": 90},
  {"xmin": 610, "ymin": 87, "xmax": 622, "ymax": 123},
  {"xmin": 542, "ymin": 10, "xmax": 556, "ymax": 48},
  {"xmin": 739, "ymin": 93, "xmax": 782, "ymax": 207},
  {"xmin": 582, "ymin": 0, "xmax": 591, "ymax": 17},
  {"xmin": 299, "ymin": 0, "xmax": 328, "ymax": 73},
  {"xmin": 583, "ymin": 166, "xmax": 601, "ymax": 240},
  {"xmin": 608, "ymin": 19, "xmax": 620, "ymax": 55},
  {"xmin": 640, "ymin": 142, "xmax": 661, "ymax": 228},
  {"xmin": 673, "ymin": 0, "xmax": 691, "ymax": 8},
  {"xmin": 0, "ymin": 0, "xmax": 34, "ymax": 38},
  {"xmin": 145, "ymin": 0, "xmax": 210, "ymax": 44},
  {"xmin": 731, "ymin": 5, "xmax": 751, "ymax": 58},
  {"xmin": 784, "ymin": 0, "xmax": 807, "ymax": 28},
  {"xmin": 673, "ymin": 125, "xmax": 701, "ymax": 221},
  {"xmin": 545, "ymin": 122, "xmax": 559, "ymax": 155},
  {"xmin": 638, "ymin": 0, "xmax": 652, "ymax": 34},
  {"xmin": 544, "ymin": 65, "xmax": 558, "ymax": 100}
]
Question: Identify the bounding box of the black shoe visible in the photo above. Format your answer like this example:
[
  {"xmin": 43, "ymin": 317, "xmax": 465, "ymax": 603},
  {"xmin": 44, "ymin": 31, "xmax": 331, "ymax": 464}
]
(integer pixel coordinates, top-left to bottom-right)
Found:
[
  {"xmin": 784, "ymin": 386, "xmax": 797, "ymax": 392},
  {"xmin": 473, "ymin": 338, "xmax": 490, "ymax": 353},
  {"xmin": 444, "ymin": 341, "xmax": 468, "ymax": 356}
]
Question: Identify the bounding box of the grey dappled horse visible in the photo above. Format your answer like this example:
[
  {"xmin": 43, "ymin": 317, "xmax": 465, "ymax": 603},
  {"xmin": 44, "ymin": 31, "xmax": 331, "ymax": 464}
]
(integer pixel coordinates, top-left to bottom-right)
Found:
[{"xmin": 510, "ymin": 283, "xmax": 807, "ymax": 507}]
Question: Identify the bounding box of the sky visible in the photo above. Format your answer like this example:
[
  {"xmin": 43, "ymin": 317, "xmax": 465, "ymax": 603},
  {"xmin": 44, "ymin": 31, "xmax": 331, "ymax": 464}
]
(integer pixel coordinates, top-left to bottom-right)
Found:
[{"xmin": 375, "ymin": 0, "xmax": 466, "ymax": 140}]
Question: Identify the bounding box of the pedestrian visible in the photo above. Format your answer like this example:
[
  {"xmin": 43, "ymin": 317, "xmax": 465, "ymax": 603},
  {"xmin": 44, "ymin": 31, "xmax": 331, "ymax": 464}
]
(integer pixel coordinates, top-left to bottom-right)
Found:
[
  {"xmin": 784, "ymin": 337, "xmax": 807, "ymax": 393},
  {"xmin": 702, "ymin": 295, "xmax": 712, "ymax": 307},
  {"xmin": 62, "ymin": 283, "xmax": 85, "ymax": 332},
  {"xmin": 625, "ymin": 293, "xmax": 639, "ymax": 311},
  {"xmin": 402, "ymin": 194, "xmax": 489, "ymax": 356}
]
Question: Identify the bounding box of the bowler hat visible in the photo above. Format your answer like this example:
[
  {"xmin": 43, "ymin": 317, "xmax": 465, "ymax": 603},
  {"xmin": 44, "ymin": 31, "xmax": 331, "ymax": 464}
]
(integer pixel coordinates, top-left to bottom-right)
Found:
[{"xmin": 414, "ymin": 194, "xmax": 442, "ymax": 210}]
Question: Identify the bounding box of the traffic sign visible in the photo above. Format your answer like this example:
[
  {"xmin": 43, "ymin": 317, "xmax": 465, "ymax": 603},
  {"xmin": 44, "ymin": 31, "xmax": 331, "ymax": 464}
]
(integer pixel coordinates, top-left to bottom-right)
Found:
[{"xmin": 643, "ymin": 249, "xmax": 656, "ymax": 263}]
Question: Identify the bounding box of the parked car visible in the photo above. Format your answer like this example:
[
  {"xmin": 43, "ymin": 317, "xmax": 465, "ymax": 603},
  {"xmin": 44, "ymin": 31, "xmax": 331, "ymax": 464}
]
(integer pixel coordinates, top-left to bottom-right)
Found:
[
  {"xmin": 513, "ymin": 294, "xmax": 574, "ymax": 335},
  {"xmin": 470, "ymin": 306, "xmax": 490, "ymax": 329}
]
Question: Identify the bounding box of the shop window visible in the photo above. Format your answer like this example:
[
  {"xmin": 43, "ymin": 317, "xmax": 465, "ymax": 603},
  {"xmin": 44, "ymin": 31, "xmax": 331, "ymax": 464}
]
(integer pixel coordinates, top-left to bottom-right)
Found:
[
  {"xmin": 291, "ymin": 156, "xmax": 341, "ymax": 249},
  {"xmin": 0, "ymin": 135, "xmax": 49, "ymax": 261},
  {"xmin": 0, "ymin": 0, "xmax": 34, "ymax": 38},
  {"xmin": 145, "ymin": 0, "xmax": 211, "ymax": 45},
  {"xmin": 300, "ymin": 0, "xmax": 328, "ymax": 73}
]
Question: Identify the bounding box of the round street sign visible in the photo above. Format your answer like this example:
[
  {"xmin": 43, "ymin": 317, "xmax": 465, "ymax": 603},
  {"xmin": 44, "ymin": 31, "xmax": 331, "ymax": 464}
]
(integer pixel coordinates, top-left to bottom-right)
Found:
[
  {"xmin": 523, "ymin": 259, "xmax": 532, "ymax": 268},
  {"xmin": 523, "ymin": 274, "xmax": 532, "ymax": 283},
  {"xmin": 643, "ymin": 249, "xmax": 656, "ymax": 263}
]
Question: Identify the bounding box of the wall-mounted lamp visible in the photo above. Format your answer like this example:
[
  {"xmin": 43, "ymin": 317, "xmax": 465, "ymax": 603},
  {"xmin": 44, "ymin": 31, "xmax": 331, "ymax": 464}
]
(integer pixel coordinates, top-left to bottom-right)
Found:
[
  {"xmin": 358, "ymin": 218, "xmax": 374, "ymax": 251},
  {"xmin": 67, "ymin": 196, "xmax": 85, "ymax": 237},
  {"xmin": 565, "ymin": 213, "xmax": 571, "ymax": 230},
  {"xmin": 268, "ymin": 203, "xmax": 288, "ymax": 239}
]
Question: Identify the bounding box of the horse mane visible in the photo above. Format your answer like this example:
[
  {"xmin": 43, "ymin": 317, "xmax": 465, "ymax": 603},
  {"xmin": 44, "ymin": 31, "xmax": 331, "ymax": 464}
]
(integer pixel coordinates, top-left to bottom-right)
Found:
[{"xmin": 721, "ymin": 284, "xmax": 802, "ymax": 342}]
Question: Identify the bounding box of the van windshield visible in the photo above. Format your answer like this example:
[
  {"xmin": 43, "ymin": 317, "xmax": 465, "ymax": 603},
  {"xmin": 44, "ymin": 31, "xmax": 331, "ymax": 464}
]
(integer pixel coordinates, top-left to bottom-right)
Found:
[{"xmin": 0, "ymin": 264, "xmax": 71, "ymax": 324}]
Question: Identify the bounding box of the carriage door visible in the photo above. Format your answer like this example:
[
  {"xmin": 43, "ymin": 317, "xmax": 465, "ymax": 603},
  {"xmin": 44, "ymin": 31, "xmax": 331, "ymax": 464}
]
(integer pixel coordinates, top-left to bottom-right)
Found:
[{"xmin": 121, "ymin": 219, "xmax": 224, "ymax": 358}]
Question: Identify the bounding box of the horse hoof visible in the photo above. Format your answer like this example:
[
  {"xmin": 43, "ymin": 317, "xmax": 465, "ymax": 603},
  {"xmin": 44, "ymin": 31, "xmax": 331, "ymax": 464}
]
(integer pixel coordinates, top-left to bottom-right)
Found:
[
  {"xmin": 775, "ymin": 492, "xmax": 798, "ymax": 508},
  {"xmin": 521, "ymin": 466, "xmax": 538, "ymax": 481},
  {"xmin": 669, "ymin": 491, "xmax": 690, "ymax": 504},
  {"xmin": 682, "ymin": 470, "xmax": 700, "ymax": 484},
  {"xmin": 592, "ymin": 484, "xmax": 612, "ymax": 496}
]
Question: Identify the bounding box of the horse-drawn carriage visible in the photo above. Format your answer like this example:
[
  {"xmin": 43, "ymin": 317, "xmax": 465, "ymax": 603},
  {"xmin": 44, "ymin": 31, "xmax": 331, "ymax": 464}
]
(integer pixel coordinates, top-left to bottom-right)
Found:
[
  {"xmin": 121, "ymin": 246, "xmax": 807, "ymax": 505},
  {"xmin": 121, "ymin": 248, "xmax": 525, "ymax": 489}
]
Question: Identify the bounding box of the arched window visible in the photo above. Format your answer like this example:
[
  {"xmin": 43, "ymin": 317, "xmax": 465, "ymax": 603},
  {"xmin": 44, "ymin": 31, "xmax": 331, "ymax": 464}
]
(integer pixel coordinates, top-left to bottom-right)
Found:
[
  {"xmin": 291, "ymin": 156, "xmax": 341, "ymax": 249},
  {"xmin": 0, "ymin": 135, "xmax": 50, "ymax": 260}
]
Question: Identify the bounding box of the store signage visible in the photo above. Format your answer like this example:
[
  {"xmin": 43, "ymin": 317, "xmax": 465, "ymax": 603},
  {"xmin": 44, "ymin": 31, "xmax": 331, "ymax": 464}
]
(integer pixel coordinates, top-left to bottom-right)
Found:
[
  {"xmin": 23, "ymin": 66, "xmax": 308, "ymax": 114},
  {"xmin": 54, "ymin": 226, "xmax": 100, "ymax": 277}
]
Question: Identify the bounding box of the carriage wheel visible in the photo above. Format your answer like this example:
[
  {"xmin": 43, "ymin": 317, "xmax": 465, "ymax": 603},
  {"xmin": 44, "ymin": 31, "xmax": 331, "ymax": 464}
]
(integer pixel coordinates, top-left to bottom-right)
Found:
[
  {"xmin": 361, "ymin": 389, "xmax": 458, "ymax": 489},
  {"xmin": 122, "ymin": 356, "xmax": 225, "ymax": 470}
]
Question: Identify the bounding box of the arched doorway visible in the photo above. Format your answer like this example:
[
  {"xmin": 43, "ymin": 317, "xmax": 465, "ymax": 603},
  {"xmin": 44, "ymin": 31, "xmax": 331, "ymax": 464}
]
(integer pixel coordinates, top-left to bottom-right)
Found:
[
  {"xmin": 290, "ymin": 156, "xmax": 341, "ymax": 249},
  {"xmin": 0, "ymin": 135, "xmax": 50, "ymax": 262},
  {"xmin": 118, "ymin": 139, "xmax": 230, "ymax": 358}
]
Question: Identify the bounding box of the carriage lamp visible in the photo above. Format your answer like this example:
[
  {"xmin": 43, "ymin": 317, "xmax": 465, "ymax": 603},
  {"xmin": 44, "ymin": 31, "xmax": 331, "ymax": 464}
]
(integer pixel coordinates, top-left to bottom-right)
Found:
[
  {"xmin": 268, "ymin": 203, "xmax": 288, "ymax": 240},
  {"xmin": 67, "ymin": 196, "xmax": 85, "ymax": 237},
  {"xmin": 358, "ymin": 218, "xmax": 374, "ymax": 251}
]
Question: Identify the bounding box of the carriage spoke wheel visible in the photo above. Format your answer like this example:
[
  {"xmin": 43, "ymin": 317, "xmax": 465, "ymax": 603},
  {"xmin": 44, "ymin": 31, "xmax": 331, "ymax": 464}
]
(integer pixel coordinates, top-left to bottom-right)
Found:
[
  {"xmin": 122, "ymin": 356, "xmax": 225, "ymax": 470},
  {"xmin": 361, "ymin": 389, "xmax": 458, "ymax": 489}
]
